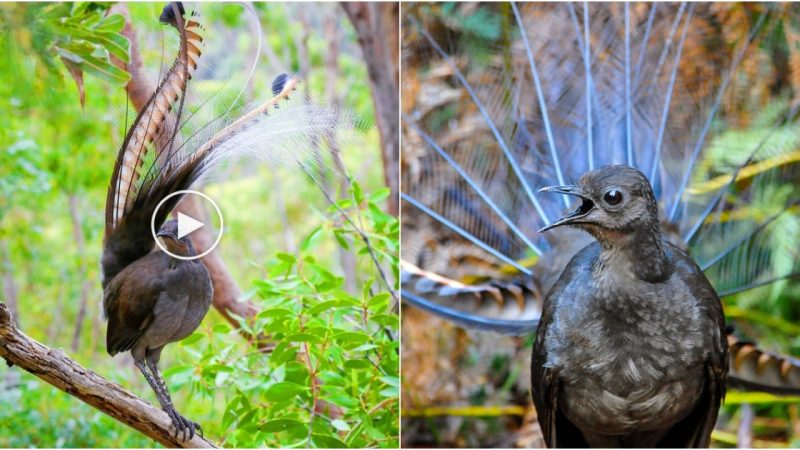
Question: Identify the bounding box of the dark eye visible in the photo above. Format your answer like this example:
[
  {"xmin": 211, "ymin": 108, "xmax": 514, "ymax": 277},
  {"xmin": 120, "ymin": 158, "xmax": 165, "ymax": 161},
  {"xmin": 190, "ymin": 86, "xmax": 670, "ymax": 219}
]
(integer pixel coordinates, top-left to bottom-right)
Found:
[{"xmin": 604, "ymin": 189, "xmax": 623, "ymax": 205}]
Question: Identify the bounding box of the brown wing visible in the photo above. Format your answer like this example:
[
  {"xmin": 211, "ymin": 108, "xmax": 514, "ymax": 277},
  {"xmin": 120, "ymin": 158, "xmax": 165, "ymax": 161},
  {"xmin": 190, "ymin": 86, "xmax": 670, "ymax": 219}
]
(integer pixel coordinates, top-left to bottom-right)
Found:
[
  {"xmin": 103, "ymin": 253, "xmax": 168, "ymax": 355},
  {"xmin": 530, "ymin": 245, "xmax": 599, "ymax": 448},
  {"xmin": 659, "ymin": 244, "xmax": 728, "ymax": 447}
]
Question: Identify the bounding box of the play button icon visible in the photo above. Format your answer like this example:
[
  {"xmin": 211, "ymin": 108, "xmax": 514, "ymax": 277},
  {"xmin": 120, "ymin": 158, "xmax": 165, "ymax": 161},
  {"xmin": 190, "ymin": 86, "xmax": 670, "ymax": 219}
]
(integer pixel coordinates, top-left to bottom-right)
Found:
[
  {"xmin": 177, "ymin": 212, "xmax": 204, "ymax": 239},
  {"xmin": 151, "ymin": 190, "xmax": 224, "ymax": 261}
]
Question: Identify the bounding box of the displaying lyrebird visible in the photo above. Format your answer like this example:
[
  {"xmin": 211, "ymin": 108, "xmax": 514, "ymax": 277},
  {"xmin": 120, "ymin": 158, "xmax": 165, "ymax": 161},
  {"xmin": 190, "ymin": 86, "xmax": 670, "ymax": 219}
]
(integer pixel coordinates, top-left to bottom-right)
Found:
[
  {"xmin": 102, "ymin": 2, "xmax": 354, "ymax": 439},
  {"xmin": 401, "ymin": 2, "xmax": 800, "ymax": 447}
]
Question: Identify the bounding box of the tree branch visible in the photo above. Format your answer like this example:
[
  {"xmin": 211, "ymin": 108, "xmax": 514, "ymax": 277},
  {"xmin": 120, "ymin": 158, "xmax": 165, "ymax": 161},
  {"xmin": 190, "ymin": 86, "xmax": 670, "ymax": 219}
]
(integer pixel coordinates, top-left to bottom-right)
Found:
[{"xmin": 0, "ymin": 303, "xmax": 216, "ymax": 448}]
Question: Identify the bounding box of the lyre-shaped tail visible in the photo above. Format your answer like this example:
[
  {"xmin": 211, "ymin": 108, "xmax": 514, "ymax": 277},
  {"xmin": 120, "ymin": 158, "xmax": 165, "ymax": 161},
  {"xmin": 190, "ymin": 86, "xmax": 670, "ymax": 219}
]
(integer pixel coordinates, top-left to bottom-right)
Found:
[
  {"xmin": 401, "ymin": 2, "xmax": 800, "ymax": 396},
  {"xmin": 103, "ymin": 2, "xmax": 202, "ymax": 286}
]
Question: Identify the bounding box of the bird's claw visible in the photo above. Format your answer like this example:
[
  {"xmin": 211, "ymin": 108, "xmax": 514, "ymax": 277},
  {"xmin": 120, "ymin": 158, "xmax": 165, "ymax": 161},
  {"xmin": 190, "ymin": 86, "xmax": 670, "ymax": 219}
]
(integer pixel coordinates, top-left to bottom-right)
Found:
[{"xmin": 165, "ymin": 406, "xmax": 201, "ymax": 441}]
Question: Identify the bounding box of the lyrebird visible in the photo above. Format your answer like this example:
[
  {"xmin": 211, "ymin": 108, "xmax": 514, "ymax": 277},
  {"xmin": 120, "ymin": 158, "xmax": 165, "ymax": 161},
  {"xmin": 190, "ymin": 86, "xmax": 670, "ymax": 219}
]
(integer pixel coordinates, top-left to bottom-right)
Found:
[
  {"xmin": 103, "ymin": 2, "xmax": 354, "ymax": 440},
  {"xmin": 402, "ymin": 2, "xmax": 800, "ymax": 447}
]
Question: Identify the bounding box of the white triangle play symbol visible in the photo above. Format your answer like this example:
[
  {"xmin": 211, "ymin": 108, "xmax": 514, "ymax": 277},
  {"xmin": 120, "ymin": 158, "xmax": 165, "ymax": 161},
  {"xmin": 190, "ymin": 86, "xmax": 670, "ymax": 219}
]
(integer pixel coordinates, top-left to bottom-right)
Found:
[{"xmin": 177, "ymin": 212, "xmax": 204, "ymax": 239}]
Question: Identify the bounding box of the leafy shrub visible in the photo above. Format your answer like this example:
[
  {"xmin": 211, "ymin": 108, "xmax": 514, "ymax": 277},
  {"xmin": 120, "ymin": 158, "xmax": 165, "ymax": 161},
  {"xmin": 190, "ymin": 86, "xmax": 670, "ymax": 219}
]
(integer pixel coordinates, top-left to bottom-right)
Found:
[{"xmin": 167, "ymin": 182, "xmax": 399, "ymax": 448}]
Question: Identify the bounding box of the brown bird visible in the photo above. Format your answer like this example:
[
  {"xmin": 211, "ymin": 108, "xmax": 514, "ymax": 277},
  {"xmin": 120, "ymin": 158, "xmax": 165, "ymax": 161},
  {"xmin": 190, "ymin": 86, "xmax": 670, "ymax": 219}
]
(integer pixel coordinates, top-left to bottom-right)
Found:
[
  {"xmin": 100, "ymin": 1, "xmax": 354, "ymax": 439},
  {"xmin": 104, "ymin": 219, "xmax": 212, "ymax": 439},
  {"xmin": 534, "ymin": 166, "xmax": 727, "ymax": 447}
]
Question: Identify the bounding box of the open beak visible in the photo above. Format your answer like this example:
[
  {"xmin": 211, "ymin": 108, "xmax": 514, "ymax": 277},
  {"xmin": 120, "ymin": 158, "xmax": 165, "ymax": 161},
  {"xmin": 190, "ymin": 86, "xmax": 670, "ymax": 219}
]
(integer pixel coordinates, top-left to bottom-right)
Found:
[{"xmin": 538, "ymin": 185, "xmax": 595, "ymax": 233}]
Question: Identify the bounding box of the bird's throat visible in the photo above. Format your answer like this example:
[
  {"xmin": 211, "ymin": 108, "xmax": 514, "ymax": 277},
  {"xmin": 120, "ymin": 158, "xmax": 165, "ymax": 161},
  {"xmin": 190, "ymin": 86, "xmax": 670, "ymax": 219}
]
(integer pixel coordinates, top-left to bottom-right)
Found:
[{"xmin": 596, "ymin": 223, "xmax": 670, "ymax": 283}]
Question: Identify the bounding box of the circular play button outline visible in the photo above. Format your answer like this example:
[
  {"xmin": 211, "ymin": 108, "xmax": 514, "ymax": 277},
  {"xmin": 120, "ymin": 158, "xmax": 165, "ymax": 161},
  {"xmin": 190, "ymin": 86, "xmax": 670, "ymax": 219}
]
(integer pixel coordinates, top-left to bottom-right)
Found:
[{"xmin": 151, "ymin": 190, "xmax": 224, "ymax": 261}]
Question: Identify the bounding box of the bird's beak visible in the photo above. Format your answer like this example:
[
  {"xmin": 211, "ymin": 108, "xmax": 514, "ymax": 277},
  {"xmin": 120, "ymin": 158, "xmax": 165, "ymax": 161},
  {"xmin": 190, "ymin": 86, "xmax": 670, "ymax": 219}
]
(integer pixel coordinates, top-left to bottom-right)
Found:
[
  {"xmin": 538, "ymin": 185, "xmax": 595, "ymax": 233},
  {"xmin": 156, "ymin": 230, "xmax": 176, "ymax": 239}
]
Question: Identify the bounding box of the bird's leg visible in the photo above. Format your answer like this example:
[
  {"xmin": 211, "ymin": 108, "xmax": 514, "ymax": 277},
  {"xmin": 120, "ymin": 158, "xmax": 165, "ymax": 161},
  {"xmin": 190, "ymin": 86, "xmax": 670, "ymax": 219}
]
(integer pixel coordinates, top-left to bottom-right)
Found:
[
  {"xmin": 133, "ymin": 358, "xmax": 187, "ymax": 439},
  {"xmin": 145, "ymin": 353, "xmax": 202, "ymax": 441}
]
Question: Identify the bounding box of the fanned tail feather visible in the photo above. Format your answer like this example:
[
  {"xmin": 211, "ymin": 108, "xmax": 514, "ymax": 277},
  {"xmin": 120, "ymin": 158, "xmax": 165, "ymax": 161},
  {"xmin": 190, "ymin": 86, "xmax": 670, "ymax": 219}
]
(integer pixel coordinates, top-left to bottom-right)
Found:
[
  {"xmin": 103, "ymin": 4, "xmax": 360, "ymax": 288},
  {"xmin": 402, "ymin": 2, "xmax": 800, "ymax": 395}
]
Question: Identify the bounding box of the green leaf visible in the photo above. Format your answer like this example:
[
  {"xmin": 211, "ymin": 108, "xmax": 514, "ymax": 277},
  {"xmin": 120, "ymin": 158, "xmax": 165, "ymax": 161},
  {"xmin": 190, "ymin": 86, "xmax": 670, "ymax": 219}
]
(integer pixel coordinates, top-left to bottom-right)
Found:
[
  {"xmin": 212, "ymin": 323, "xmax": 232, "ymax": 334},
  {"xmin": 369, "ymin": 313, "xmax": 399, "ymax": 328},
  {"xmin": 283, "ymin": 333, "xmax": 321, "ymax": 343},
  {"xmin": 367, "ymin": 292, "xmax": 390, "ymax": 311},
  {"xmin": 321, "ymin": 394, "xmax": 357, "ymax": 409},
  {"xmin": 309, "ymin": 299, "xmax": 342, "ymax": 315},
  {"xmin": 333, "ymin": 229, "xmax": 351, "ymax": 249},
  {"xmin": 162, "ymin": 365, "xmax": 194, "ymax": 377},
  {"xmin": 368, "ymin": 187, "xmax": 390, "ymax": 203},
  {"xmin": 260, "ymin": 419, "xmax": 306, "ymax": 433},
  {"xmin": 257, "ymin": 307, "xmax": 294, "ymax": 319},
  {"xmin": 96, "ymin": 13, "xmax": 125, "ymax": 32},
  {"xmin": 300, "ymin": 225, "xmax": 324, "ymax": 252},
  {"xmin": 57, "ymin": 47, "xmax": 130, "ymax": 85},
  {"xmin": 332, "ymin": 331, "xmax": 371, "ymax": 347},
  {"xmin": 380, "ymin": 376, "xmax": 399, "ymax": 387},
  {"xmin": 263, "ymin": 381, "xmax": 309, "ymax": 402},
  {"xmin": 351, "ymin": 180, "xmax": 364, "ymax": 204},
  {"xmin": 343, "ymin": 359, "xmax": 372, "ymax": 370},
  {"xmin": 331, "ymin": 419, "xmax": 351, "ymax": 432},
  {"xmin": 180, "ymin": 332, "xmax": 205, "ymax": 346},
  {"xmin": 312, "ymin": 433, "xmax": 349, "ymax": 448},
  {"xmin": 379, "ymin": 386, "xmax": 399, "ymax": 398}
]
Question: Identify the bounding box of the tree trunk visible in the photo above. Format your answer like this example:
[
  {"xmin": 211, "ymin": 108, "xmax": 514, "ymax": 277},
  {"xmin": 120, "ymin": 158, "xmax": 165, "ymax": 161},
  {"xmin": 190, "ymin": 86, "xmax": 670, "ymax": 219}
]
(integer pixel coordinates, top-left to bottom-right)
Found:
[{"xmin": 341, "ymin": 2, "xmax": 399, "ymax": 216}]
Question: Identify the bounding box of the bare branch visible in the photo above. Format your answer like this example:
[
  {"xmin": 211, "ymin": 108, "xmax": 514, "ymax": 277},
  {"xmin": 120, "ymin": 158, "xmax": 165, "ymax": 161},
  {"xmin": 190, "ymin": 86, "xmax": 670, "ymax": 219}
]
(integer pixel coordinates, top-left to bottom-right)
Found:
[{"xmin": 0, "ymin": 303, "xmax": 217, "ymax": 448}]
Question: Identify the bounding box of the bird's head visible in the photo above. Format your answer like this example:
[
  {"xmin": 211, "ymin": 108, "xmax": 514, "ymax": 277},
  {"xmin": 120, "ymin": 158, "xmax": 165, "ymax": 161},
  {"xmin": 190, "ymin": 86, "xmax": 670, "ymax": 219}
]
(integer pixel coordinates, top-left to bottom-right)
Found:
[
  {"xmin": 539, "ymin": 165, "xmax": 660, "ymax": 241},
  {"xmin": 159, "ymin": 2, "xmax": 185, "ymax": 29},
  {"xmin": 156, "ymin": 219, "xmax": 195, "ymax": 256}
]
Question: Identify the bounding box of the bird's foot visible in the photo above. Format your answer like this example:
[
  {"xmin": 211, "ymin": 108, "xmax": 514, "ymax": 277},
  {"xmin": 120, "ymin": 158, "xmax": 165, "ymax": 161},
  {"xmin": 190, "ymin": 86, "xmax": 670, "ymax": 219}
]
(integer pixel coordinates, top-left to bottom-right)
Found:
[{"xmin": 164, "ymin": 406, "xmax": 202, "ymax": 441}]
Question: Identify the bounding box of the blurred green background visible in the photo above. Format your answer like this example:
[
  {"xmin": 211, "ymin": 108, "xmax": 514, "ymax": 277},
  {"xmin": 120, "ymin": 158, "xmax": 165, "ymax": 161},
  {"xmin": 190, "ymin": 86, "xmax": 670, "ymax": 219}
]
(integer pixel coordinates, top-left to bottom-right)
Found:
[{"xmin": 0, "ymin": 2, "xmax": 398, "ymax": 448}]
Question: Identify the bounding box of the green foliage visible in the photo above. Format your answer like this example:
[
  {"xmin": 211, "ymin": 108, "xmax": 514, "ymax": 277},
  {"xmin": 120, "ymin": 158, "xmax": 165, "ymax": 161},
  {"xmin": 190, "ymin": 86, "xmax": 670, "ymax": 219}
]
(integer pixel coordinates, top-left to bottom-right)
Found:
[
  {"xmin": 0, "ymin": 2, "xmax": 130, "ymax": 105},
  {"xmin": 0, "ymin": 377, "xmax": 153, "ymax": 447},
  {"xmin": 166, "ymin": 200, "xmax": 399, "ymax": 448},
  {"xmin": 0, "ymin": 2, "xmax": 397, "ymax": 448}
]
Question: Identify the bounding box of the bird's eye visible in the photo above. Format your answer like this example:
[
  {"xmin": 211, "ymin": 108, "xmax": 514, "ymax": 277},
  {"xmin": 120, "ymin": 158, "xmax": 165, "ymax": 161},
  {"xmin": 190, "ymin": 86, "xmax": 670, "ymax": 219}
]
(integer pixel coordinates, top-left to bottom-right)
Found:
[{"xmin": 604, "ymin": 189, "xmax": 623, "ymax": 205}]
